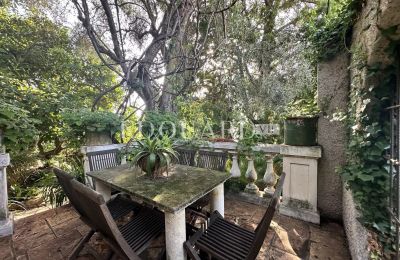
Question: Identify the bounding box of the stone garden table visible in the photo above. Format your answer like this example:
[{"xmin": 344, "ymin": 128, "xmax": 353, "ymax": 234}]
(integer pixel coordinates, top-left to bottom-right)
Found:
[{"xmin": 87, "ymin": 164, "xmax": 230, "ymax": 260}]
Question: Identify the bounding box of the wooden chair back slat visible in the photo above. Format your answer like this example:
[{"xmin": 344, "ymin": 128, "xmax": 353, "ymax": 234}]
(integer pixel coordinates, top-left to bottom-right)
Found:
[
  {"xmin": 197, "ymin": 150, "xmax": 227, "ymax": 171},
  {"xmin": 246, "ymin": 172, "xmax": 286, "ymax": 260},
  {"xmin": 87, "ymin": 149, "xmax": 120, "ymax": 172},
  {"xmin": 175, "ymin": 148, "xmax": 197, "ymax": 166},
  {"xmin": 69, "ymin": 179, "xmax": 140, "ymax": 260}
]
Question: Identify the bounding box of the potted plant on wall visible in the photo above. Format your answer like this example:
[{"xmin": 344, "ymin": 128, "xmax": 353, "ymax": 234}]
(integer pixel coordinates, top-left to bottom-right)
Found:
[
  {"xmin": 284, "ymin": 94, "xmax": 319, "ymax": 146},
  {"xmin": 126, "ymin": 135, "xmax": 178, "ymax": 179},
  {"xmin": 62, "ymin": 109, "xmax": 122, "ymax": 146}
]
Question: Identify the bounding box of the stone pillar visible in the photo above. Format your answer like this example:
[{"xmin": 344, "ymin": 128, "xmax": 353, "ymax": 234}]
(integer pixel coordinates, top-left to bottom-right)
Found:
[
  {"xmin": 244, "ymin": 158, "xmax": 259, "ymax": 194},
  {"xmin": 165, "ymin": 209, "xmax": 187, "ymax": 260},
  {"xmin": 279, "ymin": 145, "xmax": 322, "ymax": 224},
  {"xmin": 229, "ymin": 152, "xmax": 241, "ymax": 177},
  {"xmin": 0, "ymin": 153, "xmax": 13, "ymax": 237},
  {"xmin": 85, "ymin": 131, "xmax": 112, "ymax": 146},
  {"xmin": 81, "ymin": 148, "xmax": 94, "ymax": 188},
  {"xmin": 263, "ymin": 154, "xmax": 277, "ymax": 196},
  {"xmin": 95, "ymin": 181, "xmax": 111, "ymax": 202},
  {"xmin": 210, "ymin": 183, "xmax": 225, "ymax": 217},
  {"xmin": 317, "ymin": 52, "xmax": 349, "ymax": 220}
]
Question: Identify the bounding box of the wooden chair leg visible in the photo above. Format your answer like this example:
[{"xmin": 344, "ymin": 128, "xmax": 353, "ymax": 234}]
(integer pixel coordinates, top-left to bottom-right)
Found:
[{"xmin": 68, "ymin": 229, "xmax": 95, "ymax": 260}]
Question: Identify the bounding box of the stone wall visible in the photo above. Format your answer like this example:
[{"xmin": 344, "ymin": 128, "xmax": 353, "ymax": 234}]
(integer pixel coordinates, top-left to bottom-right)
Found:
[
  {"xmin": 317, "ymin": 0, "xmax": 400, "ymax": 221},
  {"xmin": 342, "ymin": 187, "xmax": 369, "ymax": 259},
  {"xmin": 317, "ymin": 53, "xmax": 349, "ymax": 220},
  {"xmin": 340, "ymin": 0, "xmax": 400, "ymax": 257}
]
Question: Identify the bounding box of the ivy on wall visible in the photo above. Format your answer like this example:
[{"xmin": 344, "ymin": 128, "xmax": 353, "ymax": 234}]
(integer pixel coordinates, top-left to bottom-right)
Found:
[
  {"xmin": 339, "ymin": 29, "xmax": 399, "ymax": 256},
  {"xmin": 305, "ymin": 0, "xmax": 400, "ymax": 255},
  {"xmin": 304, "ymin": 0, "xmax": 363, "ymax": 63},
  {"xmin": 340, "ymin": 62, "xmax": 394, "ymax": 252}
]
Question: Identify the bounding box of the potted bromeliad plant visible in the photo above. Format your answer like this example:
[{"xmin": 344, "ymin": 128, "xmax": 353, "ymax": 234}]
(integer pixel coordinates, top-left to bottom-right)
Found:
[
  {"xmin": 284, "ymin": 94, "xmax": 319, "ymax": 146},
  {"xmin": 126, "ymin": 135, "xmax": 178, "ymax": 179}
]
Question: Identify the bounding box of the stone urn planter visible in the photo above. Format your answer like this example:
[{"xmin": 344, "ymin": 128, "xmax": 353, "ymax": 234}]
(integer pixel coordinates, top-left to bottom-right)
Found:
[
  {"xmin": 85, "ymin": 131, "xmax": 112, "ymax": 146},
  {"xmin": 284, "ymin": 117, "xmax": 318, "ymax": 146}
]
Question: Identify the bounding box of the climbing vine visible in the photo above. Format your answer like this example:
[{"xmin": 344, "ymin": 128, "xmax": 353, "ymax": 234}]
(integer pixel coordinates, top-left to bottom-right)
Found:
[
  {"xmin": 304, "ymin": 0, "xmax": 363, "ymax": 62},
  {"xmin": 339, "ymin": 28, "xmax": 400, "ymax": 256},
  {"xmin": 305, "ymin": 0, "xmax": 400, "ymax": 256},
  {"xmin": 340, "ymin": 63, "xmax": 394, "ymax": 253}
]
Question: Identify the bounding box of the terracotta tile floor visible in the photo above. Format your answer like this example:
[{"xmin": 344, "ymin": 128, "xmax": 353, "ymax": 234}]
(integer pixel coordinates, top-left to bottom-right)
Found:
[{"xmin": 0, "ymin": 198, "xmax": 351, "ymax": 259}]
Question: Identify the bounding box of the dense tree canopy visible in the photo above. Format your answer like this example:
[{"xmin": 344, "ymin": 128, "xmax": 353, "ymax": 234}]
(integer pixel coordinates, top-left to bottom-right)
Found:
[{"xmin": 0, "ymin": 0, "xmax": 322, "ymax": 205}]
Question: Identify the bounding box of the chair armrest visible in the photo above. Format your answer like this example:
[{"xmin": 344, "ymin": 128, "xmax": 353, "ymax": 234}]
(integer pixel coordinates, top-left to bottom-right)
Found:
[{"xmin": 184, "ymin": 241, "xmax": 201, "ymax": 260}]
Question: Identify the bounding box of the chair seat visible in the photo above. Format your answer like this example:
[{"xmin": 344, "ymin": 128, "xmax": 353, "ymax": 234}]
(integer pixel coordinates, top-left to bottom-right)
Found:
[
  {"xmin": 119, "ymin": 208, "xmax": 165, "ymax": 254},
  {"xmin": 107, "ymin": 195, "xmax": 142, "ymax": 220},
  {"xmin": 195, "ymin": 216, "xmax": 255, "ymax": 260}
]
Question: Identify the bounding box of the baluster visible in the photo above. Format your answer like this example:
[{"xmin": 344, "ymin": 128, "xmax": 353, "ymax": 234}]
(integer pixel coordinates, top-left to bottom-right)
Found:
[
  {"xmin": 229, "ymin": 152, "xmax": 241, "ymax": 177},
  {"xmin": 244, "ymin": 157, "xmax": 259, "ymax": 194},
  {"xmin": 263, "ymin": 154, "xmax": 277, "ymax": 197},
  {"xmin": 82, "ymin": 148, "xmax": 94, "ymax": 189},
  {"xmin": 121, "ymin": 154, "xmax": 127, "ymax": 165}
]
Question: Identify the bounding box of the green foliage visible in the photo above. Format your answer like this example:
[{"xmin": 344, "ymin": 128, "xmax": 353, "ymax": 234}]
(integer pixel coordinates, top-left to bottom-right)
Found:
[
  {"xmin": 141, "ymin": 111, "xmax": 182, "ymax": 139},
  {"xmin": 0, "ymin": 7, "xmax": 122, "ymax": 205},
  {"xmin": 0, "ymin": 7, "xmax": 120, "ymax": 151},
  {"xmin": 36, "ymin": 156, "xmax": 85, "ymax": 207},
  {"xmin": 62, "ymin": 109, "xmax": 122, "ymax": 141},
  {"xmin": 339, "ymin": 61, "xmax": 396, "ymax": 255},
  {"xmin": 0, "ymin": 101, "xmax": 39, "ymax": 150},
  {"xmin": 304, "ymin": 0, "xmax": 363, "ymax": 62},
  {"xmin": 285, "ymin": 89, "xmax": 319, "ymax": 118},
  {"xmin": 125, "ymin": 136, "xmax": 178, "ymax": 177}
]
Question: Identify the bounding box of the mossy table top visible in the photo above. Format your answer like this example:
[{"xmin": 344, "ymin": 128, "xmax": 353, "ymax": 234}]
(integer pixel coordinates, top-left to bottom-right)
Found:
[{"xmin": 87, "ymin": 164, "xmax": 230, "ymax": 213}]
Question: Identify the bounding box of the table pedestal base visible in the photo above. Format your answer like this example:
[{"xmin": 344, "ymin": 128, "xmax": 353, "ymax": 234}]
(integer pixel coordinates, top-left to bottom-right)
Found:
[
  {"xmin": 210, "ymin": 184, "xmax": 224, "ymax": 217},
  {"xmin": 95, "ymin": 181, "xmax": 111, "ymax": 201},
  {"xmin": 165, "ymin": 210, "xmax": 187, "ymax": 260}
]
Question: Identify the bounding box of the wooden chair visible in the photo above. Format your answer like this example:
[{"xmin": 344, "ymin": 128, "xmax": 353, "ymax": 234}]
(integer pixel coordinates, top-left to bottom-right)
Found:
[
  {"xmin": 189, "ymin": 150, "xmax": 228, "ymax": 214},
  {"xmin": 53, "ymin": 168, "xmax": 162, "ymax": 259},
  {"xmin": 184, "ymin": 172, "xmax": 286, "ymax": 260},
  {"xmin": 86, "ymin": 149, "xmax": 122, "ymax": 193},
  {"xmin": 196, "ymin": 150, "xmax": 227, "ymax": 171},
  {"xmin": 69, "ymin": 177, "xmax": 165, "ymax": 260},
  {"xmin": 175, "ymin": 148, "xmax": 197, "ymax": 166},
  {"xmin": 87, "ymin": 149, "xmax": 121, "ymax": 172}
]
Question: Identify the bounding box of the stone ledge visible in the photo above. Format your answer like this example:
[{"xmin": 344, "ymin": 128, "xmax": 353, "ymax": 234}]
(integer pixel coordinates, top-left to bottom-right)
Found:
[
  {"xmin": 226, "ymin": 192, "xmax": 270, "ymax": 207},
  {"xmin": 280, "ymin": 145, "xmax": 322, "ymax": 158},
  {"xmin": 280, "ymin": 205, "xmax": 320, "ymax": 224}
]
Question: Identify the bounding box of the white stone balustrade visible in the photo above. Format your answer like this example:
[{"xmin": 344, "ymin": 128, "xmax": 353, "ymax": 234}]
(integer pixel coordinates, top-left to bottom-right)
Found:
[{"xmin": 81, "ymin": 141, "xmax": 322, "ymax": 224}]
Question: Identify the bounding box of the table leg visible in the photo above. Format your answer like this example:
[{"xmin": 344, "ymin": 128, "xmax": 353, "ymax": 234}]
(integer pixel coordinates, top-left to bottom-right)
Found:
[
  {"xmin": 95, "ymin": 181, "xmax": 111, "ymax": 201},
  {"xmin": 210, "ymin": 183, "xmax": 224, "ymax": 217},
  {"xmin": 165, "ymin": 209, "xmax": 187, "ymax": 260}
]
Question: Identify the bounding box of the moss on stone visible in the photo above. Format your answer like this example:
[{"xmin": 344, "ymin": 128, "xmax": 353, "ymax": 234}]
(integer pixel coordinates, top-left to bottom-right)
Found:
[{"xmin": 88, "ymin": 164, "xmax": 230, "ymax": 212}]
